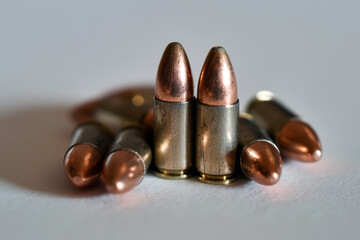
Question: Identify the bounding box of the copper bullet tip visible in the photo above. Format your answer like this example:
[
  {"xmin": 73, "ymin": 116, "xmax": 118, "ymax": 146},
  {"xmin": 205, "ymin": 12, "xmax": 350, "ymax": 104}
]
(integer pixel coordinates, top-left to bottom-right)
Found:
[
  {"xmin": 155, "ymin": 42, "xmax": 194, "ymax": 102},
  {"xmin": 198, "ymin": 46, "xmax": 237, "ymax": 106},
  {"xmin": 101, "ymin": 150, "xmax": 145, "ymax": 194},
  {"xmin": 241, "ymin": 141, "xmax": 282, "ymax": 185},
  {"xmin": 277, "ymin": 119, "xmax": 322, "ymax": 162},
  {"xmin": 64, "ymin": 144, "xmax": 103, "ymax": 188}
]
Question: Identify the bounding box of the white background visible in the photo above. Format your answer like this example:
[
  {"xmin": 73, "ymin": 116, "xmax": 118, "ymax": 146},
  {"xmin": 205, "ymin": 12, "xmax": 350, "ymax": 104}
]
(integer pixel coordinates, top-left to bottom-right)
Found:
[{"xmin": 1, "ymin": 1, "xmax": 359, "ymax": 239}]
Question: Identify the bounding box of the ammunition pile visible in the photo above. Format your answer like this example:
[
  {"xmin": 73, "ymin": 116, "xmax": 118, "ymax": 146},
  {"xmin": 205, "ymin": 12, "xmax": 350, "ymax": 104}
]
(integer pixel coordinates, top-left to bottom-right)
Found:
[{"xmin": 63, "ymin": 42, "xmax": 322, "ymax": 193}]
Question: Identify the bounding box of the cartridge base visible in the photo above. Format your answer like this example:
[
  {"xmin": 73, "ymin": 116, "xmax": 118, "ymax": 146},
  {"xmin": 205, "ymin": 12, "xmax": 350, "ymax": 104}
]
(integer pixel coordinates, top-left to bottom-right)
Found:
[
  {"xmin": 154, "ymin": 168, "xmax": 192, "ymax": 180},
  {"xmin": 197, "ymin": 173, "xmax": 236, "ymax": 185}
]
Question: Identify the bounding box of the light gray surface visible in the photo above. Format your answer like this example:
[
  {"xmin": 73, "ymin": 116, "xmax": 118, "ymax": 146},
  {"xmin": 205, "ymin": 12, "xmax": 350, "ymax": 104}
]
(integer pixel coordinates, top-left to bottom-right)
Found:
[{"xmin": 0, "ymin": 1, "xmax": 359, "ymax": 239}]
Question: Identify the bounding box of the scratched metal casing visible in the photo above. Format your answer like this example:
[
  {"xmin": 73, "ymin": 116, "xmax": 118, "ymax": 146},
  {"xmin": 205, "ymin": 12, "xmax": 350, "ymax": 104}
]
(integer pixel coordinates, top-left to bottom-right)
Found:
[
  {"xmin": 196, "ymin": 100, "xmax": 239, "ymax": 184},
  {"xmin": 153, "ymin": 96, "xmax": 195, "ymax": 179}
]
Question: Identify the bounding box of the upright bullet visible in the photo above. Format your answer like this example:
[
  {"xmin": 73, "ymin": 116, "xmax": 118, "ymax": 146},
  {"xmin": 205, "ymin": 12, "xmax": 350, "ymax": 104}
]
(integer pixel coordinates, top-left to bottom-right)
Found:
[
  {"xmin": 154, "ymin": 42, "xmax": 195, "ymax": 179},
  {"xmin": 239, "ymin": 113, "xmax": 282, "ymax": 185},
  {"xmin": 247, "ymin": 91, "xmax": 322, "ymax": 162},
  {"xmin": 196, "ymin": 47, "xmax": 239, "ymax": 184},
  {"xmin": 101, "ymin": 127, "xmax": 152, "ymax": 194},
  {"xmin": 64, "ymin": 122, "xmax": 113, "ymax": 187}
]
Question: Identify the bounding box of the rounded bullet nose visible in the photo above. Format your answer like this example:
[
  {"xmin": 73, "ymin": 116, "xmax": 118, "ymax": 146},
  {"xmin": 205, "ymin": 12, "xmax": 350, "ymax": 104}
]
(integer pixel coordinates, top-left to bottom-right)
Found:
[
  {"xmin": 312, "ymin": 149, "xmax": 322, "ymax": 162},
  {"xmin": 101, "ymin": 150, "xmax": 145, "ymax": 194},
  {"xmin": 198, "ymin": 46, "xmax": 237, "ymax": 106},
  {"xmin": 155, "ymin": 42, "xmax": 193, "ymax": 102},
  {"xmin": 240, "ymin": 141, "xmax": 282, "ymax": 185},
  {"xmin": 276, "ymin": 119, "xmax": 322, "ymax": 162},
  {"xmin": 64, "ymin": 144, "xmax": 103, "ymax": 188}
]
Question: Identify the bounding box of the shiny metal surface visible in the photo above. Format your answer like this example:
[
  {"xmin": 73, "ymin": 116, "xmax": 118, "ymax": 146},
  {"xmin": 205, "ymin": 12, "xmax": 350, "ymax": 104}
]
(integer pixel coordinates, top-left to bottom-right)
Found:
[
  {"xmin": 239, "ymin": 114, "xmax": 282, "ymax": 185},
  {"xmin": 196, "ymin": 101, "xmax": 239, "ymax": 184},
  {"xmin": 101, "ymin": 127, "xmax": 152, "ymax": 194},
  {"xmin": 196, "ymin": 46, "xmax": 239, "ymax": 184},
  {"xmin": 247, "ymin": 91, "xmax": 322, "ymax": 162},
  {"xmin": 155, "ymin": 42, "xmax": 193, "ymax": 102},
  {"xmin": 102, "ymin": 151, "xmax": 145, "ymax": 194},
  {"xmin": 277, "ymin": 119, "xmax": 322, "ymax": 162},
  {"xmin": 197, "ymin": 47, "xmax": 237, "ymax": 106},
  {"xmin": 241, "ymin": 141, "xmax": 282, "ymax": 185},
  {"xmin": 64, "ymin": 144, "xmax": 103, "ymax": 188},
  {"xmin": 64, "ymin": 122, "xmax": 113, "ymax": 187},
  {"xmin": 153, "ymin": 97, "xmax": 194, "ymax": 179},
  {"xmin": 154, "ymin": 42, "xmax": 194, "ymax": 179}
]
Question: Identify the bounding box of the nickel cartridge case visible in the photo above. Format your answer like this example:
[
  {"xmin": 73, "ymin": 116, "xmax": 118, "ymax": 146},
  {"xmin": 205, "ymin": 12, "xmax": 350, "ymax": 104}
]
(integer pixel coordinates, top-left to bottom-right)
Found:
[{"xmin": 196, "ymin": 101, "xmax": 239, "ymax": 184}]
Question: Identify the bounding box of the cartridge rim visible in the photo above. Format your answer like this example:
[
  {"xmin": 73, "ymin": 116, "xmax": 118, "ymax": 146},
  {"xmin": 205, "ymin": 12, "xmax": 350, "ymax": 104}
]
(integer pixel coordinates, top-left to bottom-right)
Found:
[
  {"xmin": 154, "ymin": 168, "xmax": 192, "ymax": 179},
  {"xmin": 197, "ymin": 174, "xmax": 236, "ymax": 185}
]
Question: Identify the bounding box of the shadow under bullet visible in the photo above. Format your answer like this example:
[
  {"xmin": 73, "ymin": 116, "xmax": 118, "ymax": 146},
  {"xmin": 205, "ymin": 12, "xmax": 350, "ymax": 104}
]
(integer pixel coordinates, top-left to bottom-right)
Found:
[{"xmin": 0, "ymin": 105, "xmax": 106, "ymax": 198}]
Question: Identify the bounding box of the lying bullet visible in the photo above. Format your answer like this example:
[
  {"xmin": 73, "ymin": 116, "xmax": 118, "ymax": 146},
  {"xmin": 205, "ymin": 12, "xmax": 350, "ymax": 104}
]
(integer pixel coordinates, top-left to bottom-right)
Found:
[
  {"xmin": 196, "ymin": 47, "xmax": 239, "ymax": 184},
  {"xmin": 72, "ymin": 87, "xmax": 154, "ymax": 134},
  {"xmin": 153, "ymin": 42, "xmax": 195, "ymax": 179},
  {"xmin": 64, "ymin": 121, "xmax": 113, "ymax": 187},
  {"xmin": 95, "ymin": 87, "xmax": 154, "ymax": 133},
  {"xmin": 239, "ymin": 113, "xmax": 282, "ymax": 185},
  {"xmin": 67, "ymin": 87, "xmax": 154, "ymax": 191},
  {"xmin": 101, "ymin": 127, "xmax": 152, "ymax": 194},
  {"xmin": 247, "ymin": 91, "xmax": 322, "ymax": 162}
]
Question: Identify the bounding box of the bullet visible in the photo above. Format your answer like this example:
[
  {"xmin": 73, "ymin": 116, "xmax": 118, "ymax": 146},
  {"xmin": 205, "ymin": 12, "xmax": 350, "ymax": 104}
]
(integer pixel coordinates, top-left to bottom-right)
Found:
[
  {"xmin": 72, "ymin": 87, "xmax": 154, "ymax": 135},
  {"xmin": 95, "ymin": 87, "xmax": 154, "ymax": 133},
  {"xmin": 247, "ymin": 91, "xmax": 322, "ymax": 162},
  {"xmin": 64, "ymin": 121, "xmax": 113, "ymax": 187},
  {"xmin": 238, "ymin": 113, "xmax": 282, "ymax": 185},
  {"xmin": 196, "ymin": 47, "xmax": 239, "ymax": 184},
  {"xmin": 101, "ymin": 127, "xmax": 152, "ymax": 194},
  {"xmin": 153, "ymin": 42, "xmax": 195, "ymax": 179},
  {"xmin": 67, "ymin": 87, "xmax": 154, "ymax": 192}
]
